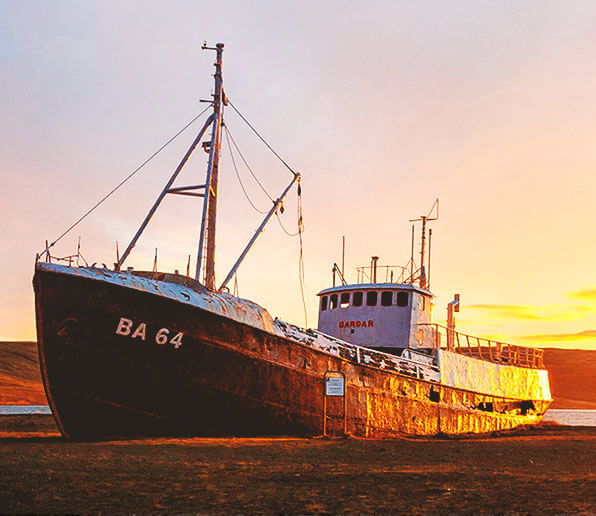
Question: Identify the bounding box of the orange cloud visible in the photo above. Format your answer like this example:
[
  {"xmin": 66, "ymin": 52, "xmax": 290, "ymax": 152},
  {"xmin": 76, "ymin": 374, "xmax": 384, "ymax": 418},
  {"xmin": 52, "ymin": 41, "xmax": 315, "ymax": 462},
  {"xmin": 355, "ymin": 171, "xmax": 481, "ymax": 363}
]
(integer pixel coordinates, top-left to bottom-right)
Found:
[
  {"xmin": 466, "ymin": 304, "xmax": 544, "ymax": 320},
  {"xmin": 520, "ymin": 329, "xmax": 596, "ymax": 343}
]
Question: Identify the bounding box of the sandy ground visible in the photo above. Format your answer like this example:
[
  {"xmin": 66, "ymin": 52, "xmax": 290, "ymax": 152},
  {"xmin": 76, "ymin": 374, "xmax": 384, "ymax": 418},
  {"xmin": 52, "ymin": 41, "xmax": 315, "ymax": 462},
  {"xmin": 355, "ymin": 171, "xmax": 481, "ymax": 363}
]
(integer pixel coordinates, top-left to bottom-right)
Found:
[{"xmin": 1, "ymin": 415, "xmax": 595, "ymax": 514}]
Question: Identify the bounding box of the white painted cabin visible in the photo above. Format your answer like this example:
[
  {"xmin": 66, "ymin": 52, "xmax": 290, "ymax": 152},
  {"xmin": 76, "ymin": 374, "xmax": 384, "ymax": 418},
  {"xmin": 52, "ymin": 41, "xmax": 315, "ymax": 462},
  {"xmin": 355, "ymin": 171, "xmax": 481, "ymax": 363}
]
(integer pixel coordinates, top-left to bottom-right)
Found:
[{"xmin": 317, "ymin": 283, "xmax": 434, "ymax": 352}]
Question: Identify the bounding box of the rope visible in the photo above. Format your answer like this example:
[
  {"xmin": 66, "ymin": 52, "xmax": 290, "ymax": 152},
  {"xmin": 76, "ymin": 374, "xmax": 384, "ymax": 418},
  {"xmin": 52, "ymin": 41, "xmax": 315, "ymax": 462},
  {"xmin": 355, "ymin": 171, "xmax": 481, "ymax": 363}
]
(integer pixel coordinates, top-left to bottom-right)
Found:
[
  {"xmin": 225, "ymin": 109, "xmax": 306, "ymax": 326},
  {"xmin": 228, "ymin": 100, "xmax": 298, "ymax": 178},
  {"xmin": 275, "ymin": 212, "xmax": 299, "ymax": 236},
  {"xmin": 223, "ymin": 125, "xmax": 269, "ymax": 214},
  {"xmin": 224, "ymin": 124, "xmax": 274, "ymax": 202},
  {"xmin": 297, "ymin": 180, "xmax": 308, "ymax": 327},
  {"xmin": 39, "ymin": 105, "xmax": 212, "ymax": 256}
]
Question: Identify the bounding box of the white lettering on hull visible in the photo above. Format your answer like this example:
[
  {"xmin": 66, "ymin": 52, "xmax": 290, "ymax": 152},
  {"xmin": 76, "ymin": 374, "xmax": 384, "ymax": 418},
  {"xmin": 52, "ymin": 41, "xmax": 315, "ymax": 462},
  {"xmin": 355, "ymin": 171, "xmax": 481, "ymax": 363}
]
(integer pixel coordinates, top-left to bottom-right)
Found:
[{"xmin": 115, "ymin": 317, "xmax": 184, "ymax": 349}]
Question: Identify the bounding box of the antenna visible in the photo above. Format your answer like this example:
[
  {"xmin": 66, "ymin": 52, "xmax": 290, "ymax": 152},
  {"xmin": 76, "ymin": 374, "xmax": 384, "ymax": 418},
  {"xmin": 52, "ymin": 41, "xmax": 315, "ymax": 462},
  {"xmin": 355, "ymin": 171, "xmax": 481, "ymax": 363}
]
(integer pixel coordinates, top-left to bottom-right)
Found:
[
  {"xmin": 410, "ymin": 225, "xmax": 414, "ymax": 282},
  {"xmin": 409, "ymin": 199, "xmax": 439, "ymax": 289},
  {"xmin": 341, "ymin": 235, "xmax": 345, "ymax": 277},
  {"xmin": 428, "ymin": 228, "xmax": 432, "ymax": 288}
]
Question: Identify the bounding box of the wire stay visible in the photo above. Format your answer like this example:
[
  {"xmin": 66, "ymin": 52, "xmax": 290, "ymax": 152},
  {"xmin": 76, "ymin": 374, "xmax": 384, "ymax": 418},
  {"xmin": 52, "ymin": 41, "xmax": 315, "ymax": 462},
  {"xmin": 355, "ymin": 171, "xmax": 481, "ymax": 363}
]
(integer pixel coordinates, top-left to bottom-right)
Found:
[
  {"xmin": 39, "ymin": 105, "xmax": 212, "ymax": 257},
  {"xmin": 223, "ymin": 125, "xmax": 269, "ymax": 214},
  {"xmin": 228, "ymin": 100, "xmax": 298, "ymax": 178}
]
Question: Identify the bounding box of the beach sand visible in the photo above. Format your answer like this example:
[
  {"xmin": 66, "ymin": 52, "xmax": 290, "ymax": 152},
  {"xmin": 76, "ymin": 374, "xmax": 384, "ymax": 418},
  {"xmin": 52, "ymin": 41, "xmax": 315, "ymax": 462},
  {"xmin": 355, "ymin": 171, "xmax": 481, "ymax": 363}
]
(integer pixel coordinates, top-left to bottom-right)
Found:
[{"xmin": 1, "ymin": 415, "xmax": 595, "ymax": 514}]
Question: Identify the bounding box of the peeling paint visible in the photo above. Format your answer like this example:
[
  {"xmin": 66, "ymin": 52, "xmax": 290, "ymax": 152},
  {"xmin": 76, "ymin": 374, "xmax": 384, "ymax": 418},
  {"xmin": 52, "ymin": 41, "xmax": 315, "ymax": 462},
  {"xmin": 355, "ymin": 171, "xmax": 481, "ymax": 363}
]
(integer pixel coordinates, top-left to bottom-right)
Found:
[{"xmin": 37, "ymin": 263, "xmax": 276, "ymax": 333}]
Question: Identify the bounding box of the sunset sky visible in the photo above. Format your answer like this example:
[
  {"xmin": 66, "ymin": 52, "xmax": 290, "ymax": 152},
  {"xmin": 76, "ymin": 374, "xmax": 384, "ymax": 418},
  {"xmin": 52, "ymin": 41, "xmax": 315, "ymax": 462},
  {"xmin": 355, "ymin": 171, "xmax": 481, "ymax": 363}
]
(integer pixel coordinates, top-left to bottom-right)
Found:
[{"xmin": 2, "ymin": 1, "xmax": 596, "ymax": 349}]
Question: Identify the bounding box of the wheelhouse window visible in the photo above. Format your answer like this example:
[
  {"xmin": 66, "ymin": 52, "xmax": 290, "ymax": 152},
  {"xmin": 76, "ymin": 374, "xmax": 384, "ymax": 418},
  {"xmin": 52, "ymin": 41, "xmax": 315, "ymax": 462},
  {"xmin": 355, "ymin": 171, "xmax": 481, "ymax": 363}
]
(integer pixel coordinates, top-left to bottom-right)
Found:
[
  {"xmin": 340, "ymin": 292, "xmax": 350, "ymax": 308},
  {"xmin": 381, "ymin": 291, "xmax": 393, "ymax": 306},
  {"xmin": 353, "ymin": 291, "xmax": 363, "ymax": 307},
  {"xmin": 396, "ymin": 292, "xmax": 409, "ymax": 307},
  {"xmin": 320, "ymin": 296, "xmax": 328, "ymax": 311},
  {"xmin": 366, "ymin": 291, "xmax": 378, "ymax": 306},
  {"xmin": 330, "ymin": 293, "xmax": 338, "ymax": 309}
]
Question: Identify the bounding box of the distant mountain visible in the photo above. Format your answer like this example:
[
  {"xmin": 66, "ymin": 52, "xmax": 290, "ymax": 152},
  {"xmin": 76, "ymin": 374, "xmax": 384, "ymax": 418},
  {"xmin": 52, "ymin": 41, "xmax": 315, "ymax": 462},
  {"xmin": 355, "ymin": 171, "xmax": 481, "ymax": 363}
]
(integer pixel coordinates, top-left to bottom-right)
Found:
[{"xmin": 0, "ymin": 342, "xmax": 595, "ymax": 408}]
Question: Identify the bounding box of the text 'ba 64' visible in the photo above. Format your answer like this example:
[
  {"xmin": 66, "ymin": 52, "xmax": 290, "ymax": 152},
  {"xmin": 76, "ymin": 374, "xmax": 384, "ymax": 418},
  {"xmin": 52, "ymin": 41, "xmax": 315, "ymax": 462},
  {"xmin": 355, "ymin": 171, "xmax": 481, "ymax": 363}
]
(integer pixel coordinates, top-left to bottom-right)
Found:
[{"xmin": 115, "ymin": 317, "xmax": 183, "ymax": 349}]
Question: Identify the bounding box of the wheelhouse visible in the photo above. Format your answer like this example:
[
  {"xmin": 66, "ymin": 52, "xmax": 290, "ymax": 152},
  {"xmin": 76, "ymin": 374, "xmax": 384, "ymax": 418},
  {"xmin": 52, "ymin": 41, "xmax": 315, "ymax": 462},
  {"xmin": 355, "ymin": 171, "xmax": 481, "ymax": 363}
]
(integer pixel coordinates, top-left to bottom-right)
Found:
[{"xmin": 317, "ymin": 283, "xmax": 434, "ymax": 351}]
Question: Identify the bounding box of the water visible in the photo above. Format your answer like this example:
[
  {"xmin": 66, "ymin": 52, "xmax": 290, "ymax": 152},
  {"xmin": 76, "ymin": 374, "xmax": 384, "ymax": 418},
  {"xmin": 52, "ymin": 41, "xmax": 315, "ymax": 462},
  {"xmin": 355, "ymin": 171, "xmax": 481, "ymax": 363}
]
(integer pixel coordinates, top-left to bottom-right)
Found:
[
  {"xmin": 1, "ymin": 406, "xmax": 595, "ymax": 426},
  {"xmin": 543, "ymin": 409, "xmax": 596, "ymax": 426},
  {"xmin": 0, "ymin": 405, "xmax": 52, "ymax": 415}
]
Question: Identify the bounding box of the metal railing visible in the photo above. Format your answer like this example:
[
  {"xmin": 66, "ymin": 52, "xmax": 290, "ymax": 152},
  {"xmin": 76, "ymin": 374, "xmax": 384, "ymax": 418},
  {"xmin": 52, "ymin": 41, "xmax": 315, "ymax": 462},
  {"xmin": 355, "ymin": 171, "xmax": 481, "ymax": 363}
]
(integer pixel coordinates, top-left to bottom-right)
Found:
[
  {"xmin": 276, "ymin": 321, "xmax": 441, "ymax": 383},
  {"xmin": 415, "ymin": 323, "xmax": 545, "ymax": 369},
  {"xmin": 356, "ymin": 265, "xmax": 412, "ymax": 284}
]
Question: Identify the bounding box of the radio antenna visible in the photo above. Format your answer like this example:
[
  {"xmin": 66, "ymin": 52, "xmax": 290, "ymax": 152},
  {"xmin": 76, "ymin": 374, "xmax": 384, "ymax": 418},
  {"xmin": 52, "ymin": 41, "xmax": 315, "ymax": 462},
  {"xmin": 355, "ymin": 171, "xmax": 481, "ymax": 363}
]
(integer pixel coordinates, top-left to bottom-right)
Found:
[{"xmin": 409, "ymin": 199, "xmax": 439, "ymax": 289}]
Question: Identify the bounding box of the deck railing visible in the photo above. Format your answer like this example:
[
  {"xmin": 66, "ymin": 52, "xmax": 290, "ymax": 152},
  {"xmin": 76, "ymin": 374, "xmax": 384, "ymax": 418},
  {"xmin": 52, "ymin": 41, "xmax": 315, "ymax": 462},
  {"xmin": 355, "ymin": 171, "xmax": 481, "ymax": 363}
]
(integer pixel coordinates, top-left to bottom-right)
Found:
[
  {"xmin": 415, "ymin": 323, "xmax": 545, "ymax": 369},
  {"xmin": 355, "ymin": 265, "xmax": 412, "ymax": 284}
]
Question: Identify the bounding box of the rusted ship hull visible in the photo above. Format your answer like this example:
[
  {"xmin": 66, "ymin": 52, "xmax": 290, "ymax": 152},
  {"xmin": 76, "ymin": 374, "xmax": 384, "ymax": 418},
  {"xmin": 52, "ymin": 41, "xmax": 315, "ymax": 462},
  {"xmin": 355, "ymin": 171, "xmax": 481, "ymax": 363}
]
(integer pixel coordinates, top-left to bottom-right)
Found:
[{"xmin": 34, "ymin": 265, "xmax": 550, "ymax": 440}]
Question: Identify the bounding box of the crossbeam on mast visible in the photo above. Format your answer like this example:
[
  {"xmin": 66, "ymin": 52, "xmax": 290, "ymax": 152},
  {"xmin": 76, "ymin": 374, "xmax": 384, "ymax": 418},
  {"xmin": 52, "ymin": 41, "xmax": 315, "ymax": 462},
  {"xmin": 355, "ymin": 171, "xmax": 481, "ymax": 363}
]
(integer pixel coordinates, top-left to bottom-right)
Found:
[
  {"xmin": 116, "ymin": 114, "xmax": 214, "ymax": 270},
  {"xmin": 166, "ymin": 184, "xmax": 206, "ymax": 197}
]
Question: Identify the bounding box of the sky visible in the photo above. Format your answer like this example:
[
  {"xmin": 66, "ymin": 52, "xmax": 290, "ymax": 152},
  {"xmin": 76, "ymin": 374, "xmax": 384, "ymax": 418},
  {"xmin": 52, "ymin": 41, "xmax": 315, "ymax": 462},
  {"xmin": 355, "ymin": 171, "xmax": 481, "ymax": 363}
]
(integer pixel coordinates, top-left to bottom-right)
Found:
[{"xmin": 1, "ymin": 1, "xmax": 596, "ymax": 349}]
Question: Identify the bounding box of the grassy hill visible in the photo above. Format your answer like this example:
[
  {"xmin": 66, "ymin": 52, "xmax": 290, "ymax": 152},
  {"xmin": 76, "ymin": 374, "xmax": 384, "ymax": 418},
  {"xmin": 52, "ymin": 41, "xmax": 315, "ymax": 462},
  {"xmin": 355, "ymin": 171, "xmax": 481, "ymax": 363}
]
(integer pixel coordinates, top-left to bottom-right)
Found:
[
  {"xmin": 543, "ymin": 348, "xmax": 596, "ymax": 409},
  {"xmin": 0, "ymin": 342, "xmax": 46, "ymax": 404},
  {"xmin": 0, "ymin": 342, "xmax": 595, "ymax": 408}
]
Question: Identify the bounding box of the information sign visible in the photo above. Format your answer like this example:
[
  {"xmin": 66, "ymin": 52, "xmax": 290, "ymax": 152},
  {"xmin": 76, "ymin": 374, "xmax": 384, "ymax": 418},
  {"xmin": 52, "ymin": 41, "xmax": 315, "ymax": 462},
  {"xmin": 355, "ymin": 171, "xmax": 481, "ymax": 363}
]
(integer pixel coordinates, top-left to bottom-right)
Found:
[{"xmin": 325, "ymin": 376, "xmax": 345, "ymax": 396}]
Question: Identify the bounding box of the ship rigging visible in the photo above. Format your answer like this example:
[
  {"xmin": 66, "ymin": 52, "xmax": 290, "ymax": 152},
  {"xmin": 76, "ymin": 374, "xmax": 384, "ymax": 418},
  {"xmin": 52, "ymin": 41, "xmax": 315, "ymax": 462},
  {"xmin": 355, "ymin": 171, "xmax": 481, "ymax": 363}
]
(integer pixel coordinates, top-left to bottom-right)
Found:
[
  {"xmin": 39, "ymin": 42, "xmax": 303, "ymax": 298},
  {"xmin": 34, "ymin": 43, "xmax": 551, "ymax": 440}
]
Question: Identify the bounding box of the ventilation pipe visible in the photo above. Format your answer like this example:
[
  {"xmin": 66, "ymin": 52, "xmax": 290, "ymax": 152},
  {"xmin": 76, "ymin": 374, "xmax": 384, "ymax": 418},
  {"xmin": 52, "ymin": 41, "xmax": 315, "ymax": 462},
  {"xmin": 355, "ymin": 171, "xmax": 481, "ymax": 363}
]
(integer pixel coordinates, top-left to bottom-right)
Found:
[
  {"xmin": 446, "ymin": 294, "xmax": 460, "ymax": 350},
  {"xmin": 371, "ymin": 256, "xmax": 379, "ymax": 283}
]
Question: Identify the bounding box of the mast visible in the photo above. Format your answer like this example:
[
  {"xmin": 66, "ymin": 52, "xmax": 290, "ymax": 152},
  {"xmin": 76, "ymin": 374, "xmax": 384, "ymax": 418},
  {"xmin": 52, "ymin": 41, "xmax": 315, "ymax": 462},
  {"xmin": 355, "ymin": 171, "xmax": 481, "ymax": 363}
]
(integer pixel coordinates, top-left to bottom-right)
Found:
[
  {"xmin": 116, "ymin": 43, "xmax": 301, "ymax": 287},
  {"xmin": 196, "ymin": 42, "xmax": 226, "ymax": 289}
]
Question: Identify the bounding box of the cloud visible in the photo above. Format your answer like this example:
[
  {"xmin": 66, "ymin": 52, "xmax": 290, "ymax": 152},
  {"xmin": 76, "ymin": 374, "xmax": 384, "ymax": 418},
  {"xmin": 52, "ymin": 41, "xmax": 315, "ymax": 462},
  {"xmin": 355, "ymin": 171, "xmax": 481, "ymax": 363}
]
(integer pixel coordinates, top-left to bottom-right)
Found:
[
  {"xmin": 466, "ymin": 304, "xmax": 544, "ymax": 320},
  {"xmin": 466, "ymin": 301, "xmax": 596, "ymax": 323},
  {"xmin": 520, "ymin": 329, "xmax": 596, "ymax": 343},
  {"xmin": 568, "ymin": 288, "xmax": 596, "ymax": 300}
]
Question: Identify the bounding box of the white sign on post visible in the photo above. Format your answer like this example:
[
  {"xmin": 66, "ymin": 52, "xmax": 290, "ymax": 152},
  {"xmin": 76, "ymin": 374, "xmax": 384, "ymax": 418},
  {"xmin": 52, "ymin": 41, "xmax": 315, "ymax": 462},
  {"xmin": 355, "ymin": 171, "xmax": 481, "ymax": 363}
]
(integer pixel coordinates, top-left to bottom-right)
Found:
[{"xmin": 326, "ymin": 376, "xmax": 345, "ymax": 396}]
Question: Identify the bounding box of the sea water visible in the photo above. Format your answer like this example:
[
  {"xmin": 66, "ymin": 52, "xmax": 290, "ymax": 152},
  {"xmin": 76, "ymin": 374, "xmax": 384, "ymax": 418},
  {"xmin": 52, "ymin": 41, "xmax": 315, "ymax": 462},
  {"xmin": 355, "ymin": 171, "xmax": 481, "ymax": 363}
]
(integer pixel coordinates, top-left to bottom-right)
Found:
[
  {"xmin": 543, "ymin": 409, "xmax": 596, "ymax": 426},
  {"xmin": 0, "ymin": 405, "xmax": 52, "ymax": 415},
  {"xmin": 2, "ymin": 406, "xmax": 595, "ymax": 426}
]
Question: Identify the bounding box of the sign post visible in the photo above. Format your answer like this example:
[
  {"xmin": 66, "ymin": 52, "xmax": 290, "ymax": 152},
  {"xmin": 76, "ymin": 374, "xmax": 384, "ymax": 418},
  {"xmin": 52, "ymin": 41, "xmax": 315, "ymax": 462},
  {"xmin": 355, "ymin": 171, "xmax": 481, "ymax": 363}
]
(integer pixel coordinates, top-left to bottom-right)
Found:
[{"xmin": 323, "ymin": 371, "xmax": 347, "ymax": 436}]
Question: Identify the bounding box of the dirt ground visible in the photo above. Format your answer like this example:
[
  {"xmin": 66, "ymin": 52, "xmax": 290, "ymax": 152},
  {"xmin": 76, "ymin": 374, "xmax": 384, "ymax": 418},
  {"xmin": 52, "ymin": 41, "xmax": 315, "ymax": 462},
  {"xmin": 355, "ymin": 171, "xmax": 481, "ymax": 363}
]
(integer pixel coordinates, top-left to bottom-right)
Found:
[{"xmin": 1, "ymin": 416, "xmax": 595, "ymax": 514}]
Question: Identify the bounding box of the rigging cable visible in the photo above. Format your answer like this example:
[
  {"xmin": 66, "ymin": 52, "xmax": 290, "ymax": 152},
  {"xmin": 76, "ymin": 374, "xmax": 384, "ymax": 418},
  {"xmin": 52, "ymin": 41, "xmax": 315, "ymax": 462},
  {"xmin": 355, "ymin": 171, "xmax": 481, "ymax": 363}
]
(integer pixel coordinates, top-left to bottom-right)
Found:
[
  {"xmin": 225, "ymin": 110, "xmax": 307, "ymax": 325},
  {"xmin": 224, "ymin": 124, "xmax": 274, "ymax": 202},
  {"xmin": 228, "ymin": 100, "xmax": 298, "ymax": 178},
  {"xmin": 297, "ymin": 180, "xmax": 308, "ymax": 327},
  {"xmin": 39, "ymin": 105, "xmax": 212, "ymax": 257},
  {"xmin": 224, "ymin": 121, "xmax": 301, "ymax": 236},
  {"xmin": 275, "ymin": 212, "xmax": 299, "ymax": 236},
  {"xmin": 223, "ymin": 124, "xmax": 269, "ymax": 214}
]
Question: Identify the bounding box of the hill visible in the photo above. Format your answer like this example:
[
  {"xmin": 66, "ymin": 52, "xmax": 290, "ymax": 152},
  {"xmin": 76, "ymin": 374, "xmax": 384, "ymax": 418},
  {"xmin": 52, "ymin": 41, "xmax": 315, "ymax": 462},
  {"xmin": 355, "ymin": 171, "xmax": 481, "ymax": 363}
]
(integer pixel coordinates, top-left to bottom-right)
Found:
[
  {"xmin": 0, "ymin": 342, "xmax": 46, "ymax": 404},
  {"xmin": 0, "ymin": 342, "xmax": 595, "ymax": 408},
  {"xmin": 543, "ymin": 348, "xmax": 596, "ymax": 409}
]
